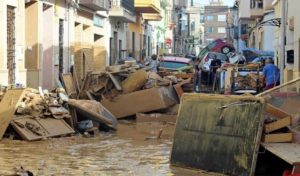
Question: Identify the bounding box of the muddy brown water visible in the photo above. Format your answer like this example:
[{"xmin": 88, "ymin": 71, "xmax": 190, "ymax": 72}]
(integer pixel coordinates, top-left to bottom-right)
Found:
[{"xmin": 0, "ymin": 121, "xmax": 223, "ymax": 176}]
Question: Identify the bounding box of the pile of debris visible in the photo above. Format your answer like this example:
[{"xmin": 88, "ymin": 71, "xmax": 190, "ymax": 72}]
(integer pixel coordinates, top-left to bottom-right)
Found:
[
  {"xmin": 235, "ymin": 73, "xmax": 264, "ymax": 91},
  {"xmin": 62, "ymin": 63, "xmax": 192, "ymax": 120},
  {"xmin": 0, "ymin": 88, "xmax": 74, "ymax": 141},
  {"xmin": 0, "ymin": 62, "xmax": 192, "ymax": 142}
]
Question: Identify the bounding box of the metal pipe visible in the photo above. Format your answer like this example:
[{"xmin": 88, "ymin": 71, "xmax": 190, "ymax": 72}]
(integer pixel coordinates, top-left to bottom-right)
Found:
[{"xmin": 280, "ymin": 0, "xmax": 286, "ymax": 84}]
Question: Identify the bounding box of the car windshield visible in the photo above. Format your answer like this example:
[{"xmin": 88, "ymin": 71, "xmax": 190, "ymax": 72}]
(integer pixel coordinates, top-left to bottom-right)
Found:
[
  {"xmin": 160, "ymin": 61, "xmax": 189, "ymax": 69},
  {"xmin": 216, "ymin": 53, "xmax": 228, "ymax": 61},
  {"xmin": 207, "ymin": 53, "xmax": 228, "ymax": 62}
]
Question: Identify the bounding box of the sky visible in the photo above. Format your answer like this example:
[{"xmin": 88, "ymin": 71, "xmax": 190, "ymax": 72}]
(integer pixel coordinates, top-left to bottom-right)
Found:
[{"xmin": 194, "ymin": 0, "xmax": 236, "ymax": 6}]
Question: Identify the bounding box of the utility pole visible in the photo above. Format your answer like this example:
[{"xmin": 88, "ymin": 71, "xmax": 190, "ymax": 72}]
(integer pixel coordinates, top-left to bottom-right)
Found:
[{"xmin": 280, "ymin": 0, "xmax": 286, "ymax": 84}]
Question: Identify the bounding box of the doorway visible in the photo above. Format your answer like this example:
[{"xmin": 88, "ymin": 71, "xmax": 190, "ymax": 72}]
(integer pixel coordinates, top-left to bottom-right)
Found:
[
  {"xmin": 114, "ymin": 31, "xmax": 118, "ymax": 64},
  {"xmin": 7, "ymin": 6, "xmax": 15, "ymax": 85}
]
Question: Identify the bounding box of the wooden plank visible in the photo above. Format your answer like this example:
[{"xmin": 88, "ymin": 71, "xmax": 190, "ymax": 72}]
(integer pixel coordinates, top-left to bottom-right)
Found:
[
  {"xmin": 263, "ymin": 133, "xmax": 293, "ymax": 143},
  {"xmin": 11, "ymin": 116, "xmax": 75, "ymax": 141},
  {"xmin": 72, "ymin": 64, "xmax": 80, "ymax": 93},
  {"xmin": 262, "ymin": 143, "xmax": 300, "ymax": 165},
  {"xmin": 173, "ymin": 78, "xmax": 191, "ymax": 99},
  {"xmin": 68, "ymin": 106, "xmax": 78, "ymax": 129},
  {"xmin": 175, "ymin": 73, "xmax": 194, "ymax": 79},
  {"xmin": 170, "ymin": 94, "xmax": 265, "ymax": 176},
  {"xmin": 257, "ymin": 78, "xmax": 300, "ymax": 97},
  {"xmin": 61, "ymin": 73, "xmax": 77, "ymax": 98},
  {"xmin": 108, "ymin": 73, "xmax": 122, "ymax": 91},
  {"xmin": 0, "ymin": 89, "xmax": 25, "ymax": 140},
  {"xmin": 264, "ymin": 116, "xmax": 292, "ymax": 133},
  {"xmin": 266, "ymin": 103, "xmax": 291, "ymax": 119}
]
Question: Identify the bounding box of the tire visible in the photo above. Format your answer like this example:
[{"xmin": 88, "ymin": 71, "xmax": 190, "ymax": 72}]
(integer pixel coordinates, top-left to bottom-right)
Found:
[{"xmin": 221, "ymin": 46, "xmax": 231, "ymax": 54}]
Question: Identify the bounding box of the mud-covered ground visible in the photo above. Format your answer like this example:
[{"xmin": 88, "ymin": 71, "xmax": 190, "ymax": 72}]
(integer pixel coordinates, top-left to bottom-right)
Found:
[{"xmin": 0, "ymin": 121, "xmax": 224, "ymax": 176}]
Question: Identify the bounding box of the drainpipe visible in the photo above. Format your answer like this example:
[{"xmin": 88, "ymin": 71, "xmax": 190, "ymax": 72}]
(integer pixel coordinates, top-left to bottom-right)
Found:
[
  {"xmin": 280, "ymin": 0, "xmax": 286, "ymax": 84},
  {"xmin": 66, "ymin": 0, "xmax": 71, "ymax": 72}
]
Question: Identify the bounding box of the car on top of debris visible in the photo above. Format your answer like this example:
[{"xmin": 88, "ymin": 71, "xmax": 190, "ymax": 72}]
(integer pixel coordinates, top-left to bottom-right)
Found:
[
  {"xmin": 159, "ymin": 56, "xmax": 193, "ymax": 72},
  {"xmin": 242, "ymin": 48, "xmax": 274, "ymax": 62},
  {"xmin": 198, "ymin": 39, "xmax": 235, "ymax": 60}
]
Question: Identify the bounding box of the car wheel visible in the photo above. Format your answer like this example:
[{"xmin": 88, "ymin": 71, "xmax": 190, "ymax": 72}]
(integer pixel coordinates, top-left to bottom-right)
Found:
[{"xmin": 221, "ymin": 46, "xmax": 230, "ymax": 54}]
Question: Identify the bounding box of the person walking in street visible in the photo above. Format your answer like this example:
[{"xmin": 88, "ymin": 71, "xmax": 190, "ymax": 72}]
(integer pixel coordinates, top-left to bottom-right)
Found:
[
  {"xmin": 147, "ymin": 54, "xmax": 159, "ymax": 72},
  {"xmin": 263, "ymin": 58, "xmax": 280, "ymax": 90}
]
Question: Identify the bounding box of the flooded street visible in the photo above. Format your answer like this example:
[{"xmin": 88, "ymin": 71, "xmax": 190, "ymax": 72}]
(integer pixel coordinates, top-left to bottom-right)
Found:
[{"xmin": 0, "ymin": 121, "xmax": 222, "ymax": 176}]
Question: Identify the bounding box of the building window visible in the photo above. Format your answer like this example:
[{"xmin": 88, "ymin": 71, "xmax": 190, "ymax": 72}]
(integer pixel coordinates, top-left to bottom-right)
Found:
[
  {"xmin": 94, "ymin": 15, "xmax": 104, "ymax": 27},
  {"xmin": 206, "ymin": 15, "xmax": 214, "ymax": 21},
  {"xmin": 218, "ymin": 15, "xmax": 226, "ymax": 22},
  {"xmin": 287, "ymin": 50, "xmax": 294, "ymax": 63},
  {"xmin": 207, "ymin": 27, "xmax": 214, "ymax": 33},
  {"xmin": 200, "ymin": 14, "xmax": 205, "ymax": 23},
  {"xmin": 191, "ymin": 21, "xmax": 195, "ymax": 32},
  {"xmin": 218, "ymin": 27, "xmax": 226, "ymax": 33}
]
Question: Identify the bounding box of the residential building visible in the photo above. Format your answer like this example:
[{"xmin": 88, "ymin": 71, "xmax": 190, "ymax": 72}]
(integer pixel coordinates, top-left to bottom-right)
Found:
[
  {"xmin": 226, "ymin": 2, "xmax": 239, "ymax": 50},
  {"xmin": 186, "ymin": 3, "xmax": 205, "ymax": 55},
  {"xmin": 233, "ymin": 0, "xmax": 276, "ymax": 53},
  {"xmin": 127, "ymin": 0, "xmax": 161, "ymax": 61},
  {"xmin": 204, "ymin": 0, "xmax": 228, "ymax": 45},
  {"xmin": 0, "ymin": 0, "xmax": 26, "ymax": 86},
  {"xmin": 22, "ymin": 0, "xmax": 110, "ymax": 89},
  {"xmin": 153, "ymin": 0, "xmax": 175, "ymax": 55},
  {"xmin": 273, "ymin": 0, "xmax": 300, "ymax": 82},
  {"xmin": 173, "ymin": 0, "xmax": 188, "ymax": 54},
  {"xmin": 109, "ymin": 0, "xmax": 136, "ymax": 64}
]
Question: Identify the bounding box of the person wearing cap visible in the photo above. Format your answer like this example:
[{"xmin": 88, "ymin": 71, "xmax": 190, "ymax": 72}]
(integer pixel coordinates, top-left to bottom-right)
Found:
[{"xmin": 263, "ymin": 58, "xmax": 280, "ymax": 90}]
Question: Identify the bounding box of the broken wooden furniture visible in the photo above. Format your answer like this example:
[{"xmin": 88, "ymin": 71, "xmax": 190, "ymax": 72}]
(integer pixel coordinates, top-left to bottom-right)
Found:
[
  {"xmin": 0, "ymin": 89, "xmax": 26, "ymax": 140},
  {"xmin": 68, "ymin": 99, "xmax": 117, "ymax": 130},
  {"xmin": 257, "ymin": 78, "xmax": 300, "ymax": 174},
  {"xmin": 0, "ymin": 88, "xmax": 75, "ymax": 141},
  {"xmin": 171, "ymin": 94, "xmax": 265, "ymax": 176},
  {"xmin": 262, "ymin": 104, "xmax": 293, "ymax": 143},
  {"xmin": 61, "ymin": 73, "xmax": 78, "ymax": 99}
]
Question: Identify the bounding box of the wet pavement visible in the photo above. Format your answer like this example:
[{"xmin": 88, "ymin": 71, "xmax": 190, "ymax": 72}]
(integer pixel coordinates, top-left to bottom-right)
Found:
[{"xmin": 0, "ymin": 121, "xmax": 224, "ymax": 176}]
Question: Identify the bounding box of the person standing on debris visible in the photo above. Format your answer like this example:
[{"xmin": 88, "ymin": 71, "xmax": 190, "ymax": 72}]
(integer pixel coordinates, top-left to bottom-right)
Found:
[
  {"xmin": 210, "ymin": 54, "xmax": 221, "ymax": 85},
  {"xmin": 263, "ymin": 58, "xmax": 280, "ymax": 90},
  {"xmin": 148, "ymin": 54, "xmax": 159, "ymax": 72}
]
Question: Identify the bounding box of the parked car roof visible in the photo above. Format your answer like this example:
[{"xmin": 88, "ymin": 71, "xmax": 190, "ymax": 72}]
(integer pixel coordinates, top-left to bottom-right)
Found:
[{"xmin": 161, "ymin": 56, "xmax": 191, "ymax": 64}]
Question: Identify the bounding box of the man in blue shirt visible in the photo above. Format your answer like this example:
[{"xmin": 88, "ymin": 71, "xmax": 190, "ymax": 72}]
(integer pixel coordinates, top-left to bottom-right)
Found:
[{"xmin": 263, "ymin": 58, "xmax": 280, "ymax": 90}]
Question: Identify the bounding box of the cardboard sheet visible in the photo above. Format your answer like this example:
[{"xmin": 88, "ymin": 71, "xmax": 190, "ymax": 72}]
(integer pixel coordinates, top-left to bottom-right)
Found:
[{"xmin": 102, "ymin": 86, "xmax": 178, "ymax": 119}]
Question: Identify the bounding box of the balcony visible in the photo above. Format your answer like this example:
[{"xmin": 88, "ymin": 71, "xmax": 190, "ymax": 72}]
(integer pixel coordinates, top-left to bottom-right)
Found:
[
  {"xmin": 250, "ymin": 8, "xmax": 264, "ymax": 18},
  {"xmin": 142, "ymin": 13, "xmax": 162, "ymax": 21},
  {"xmin": 109, "ymin": 0, "xmax": 136, "ymax": 23},
  {"xmin": 134, "ymin": 0, "xmax": 160, "ymax": 14},
  {"xmin": 263, "ymin": 0, "xmax": 274, "ymax": 11},
  {"xmin": 250, "ymin": 0, "xmax": 264, "ymax": 18},
  {"xmin": 79, "ymin": 0, "xmax": 110, "ymax": 11}
]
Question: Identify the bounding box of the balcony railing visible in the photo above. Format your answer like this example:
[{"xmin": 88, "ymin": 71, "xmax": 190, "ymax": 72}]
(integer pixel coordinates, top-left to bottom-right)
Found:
[{"xmin": 111, "ymin": 0, "xmax": 134, "ymax": 13}]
